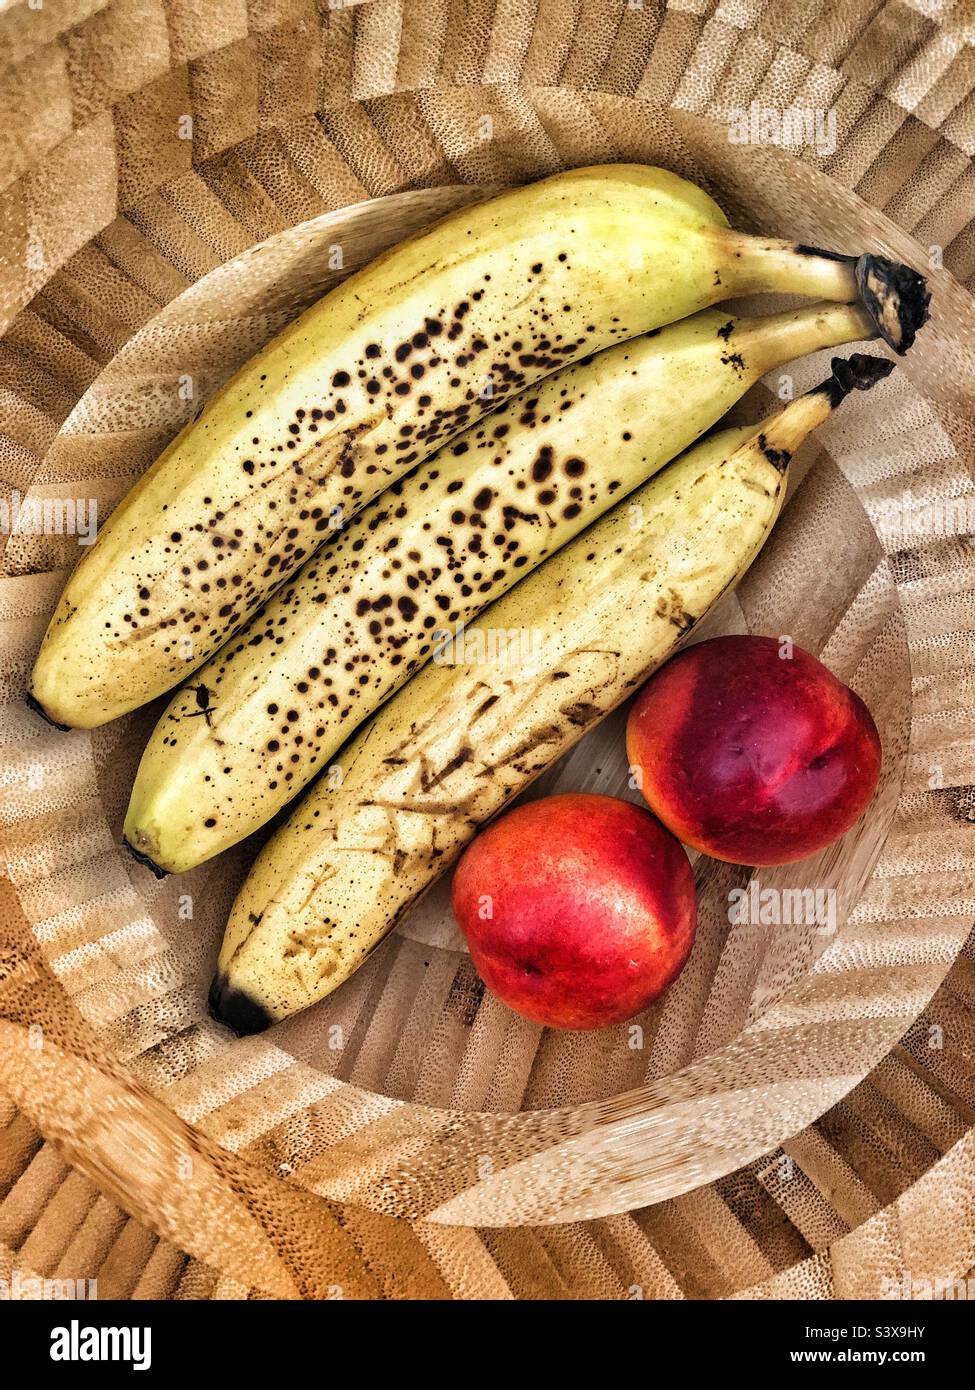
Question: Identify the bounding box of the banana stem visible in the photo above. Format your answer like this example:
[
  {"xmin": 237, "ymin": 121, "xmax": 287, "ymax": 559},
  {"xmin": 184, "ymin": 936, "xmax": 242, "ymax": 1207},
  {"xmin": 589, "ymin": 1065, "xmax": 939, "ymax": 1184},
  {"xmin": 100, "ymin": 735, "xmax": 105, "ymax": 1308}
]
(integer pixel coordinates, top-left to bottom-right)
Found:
[
  {"xmin": 717, "ymin": 230, "xmax": 859, "ymax": 301},
  {"xmin": 716, "ymin": 232, "xmax": 930, "ymax": 354},
  {"xmin": 734, "ymin": 300, "xmax": 876, "ymax": 376},
  {"xmin": 741, "ymin": 353, "xmax": 894, "ymax": 470}
]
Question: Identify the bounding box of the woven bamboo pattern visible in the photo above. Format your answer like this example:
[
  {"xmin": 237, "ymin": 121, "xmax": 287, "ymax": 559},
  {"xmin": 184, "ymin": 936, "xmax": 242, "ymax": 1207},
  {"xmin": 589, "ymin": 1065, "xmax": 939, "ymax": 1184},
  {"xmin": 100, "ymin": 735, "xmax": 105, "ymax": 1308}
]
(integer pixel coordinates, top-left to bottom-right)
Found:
[{"xmin": 1, "ymin": 0, "xmax": 973, "ymax": 1298}]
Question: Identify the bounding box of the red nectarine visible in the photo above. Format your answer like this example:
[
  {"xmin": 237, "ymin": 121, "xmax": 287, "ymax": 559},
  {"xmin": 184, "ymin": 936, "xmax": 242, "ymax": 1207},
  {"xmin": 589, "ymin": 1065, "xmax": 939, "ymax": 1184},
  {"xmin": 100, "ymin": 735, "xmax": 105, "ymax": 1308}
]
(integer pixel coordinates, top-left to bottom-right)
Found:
[
  {"xmin": 451, "ymin": 793, "xmax": 697, "ymax": 1030},
  {"xmin": 626, "ymin": 635, "xmax": 882, "ymax": 865}
]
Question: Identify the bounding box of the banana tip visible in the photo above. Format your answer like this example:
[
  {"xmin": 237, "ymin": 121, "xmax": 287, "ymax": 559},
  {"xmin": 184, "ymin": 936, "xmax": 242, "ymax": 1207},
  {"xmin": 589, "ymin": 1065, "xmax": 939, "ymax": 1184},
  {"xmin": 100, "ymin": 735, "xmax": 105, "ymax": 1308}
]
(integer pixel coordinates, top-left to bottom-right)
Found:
[
  {"xmin": 208, "ymin": 975, "xmax": 273, "ymax": 1036},
  {"xmin": 123, "ymin": 838, "xmax": 169, "ymax": 880},
  {"xmin": 855, "ymin": 254, "xmax": 931, "ymax": 355},
  {"xmin": 815, "ymin": 353, "xmax": 895, "ymax": 406},
  {"xmin": 25, "ymin": 691, "xmax": 71, "ymax": 732}
]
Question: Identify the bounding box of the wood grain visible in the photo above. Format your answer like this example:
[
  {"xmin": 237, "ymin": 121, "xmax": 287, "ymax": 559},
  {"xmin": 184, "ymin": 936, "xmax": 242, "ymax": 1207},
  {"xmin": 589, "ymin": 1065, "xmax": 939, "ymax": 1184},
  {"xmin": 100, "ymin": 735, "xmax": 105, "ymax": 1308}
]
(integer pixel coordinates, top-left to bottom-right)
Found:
[{"xmin": 1, "ymin": 0, "xmax": 974, "ymax": 1298}]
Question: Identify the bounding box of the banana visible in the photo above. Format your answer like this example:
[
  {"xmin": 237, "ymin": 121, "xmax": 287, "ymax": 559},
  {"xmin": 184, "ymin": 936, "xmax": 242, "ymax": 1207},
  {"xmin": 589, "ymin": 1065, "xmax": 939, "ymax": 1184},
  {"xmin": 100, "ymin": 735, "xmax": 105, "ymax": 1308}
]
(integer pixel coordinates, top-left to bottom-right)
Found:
[
  {"xmin": 27, "ymin": 164, "xmax": 926, "ymax": 730},
  {"xmin": 125, "ymin": 298, "xmax": 884, "ymax": 874},
  {"xmin": 208, "ymin": 354, "xmax": 894, "ymax": 1033}
]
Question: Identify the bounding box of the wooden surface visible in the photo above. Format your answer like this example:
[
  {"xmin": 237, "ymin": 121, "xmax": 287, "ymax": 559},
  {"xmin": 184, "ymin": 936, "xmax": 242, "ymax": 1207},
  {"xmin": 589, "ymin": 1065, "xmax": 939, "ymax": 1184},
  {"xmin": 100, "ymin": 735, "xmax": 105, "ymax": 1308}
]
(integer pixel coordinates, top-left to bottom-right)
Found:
[{"xmin": 1, "ymin": 0, "xmax": 974, "ymax": 1297}]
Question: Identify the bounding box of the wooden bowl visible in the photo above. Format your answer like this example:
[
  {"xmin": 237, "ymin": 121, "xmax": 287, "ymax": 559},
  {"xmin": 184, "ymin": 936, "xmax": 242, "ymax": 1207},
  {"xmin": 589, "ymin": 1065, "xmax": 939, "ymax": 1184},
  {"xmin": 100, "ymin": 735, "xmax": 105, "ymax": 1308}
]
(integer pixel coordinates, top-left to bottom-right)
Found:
[{"xmin": 1, "ymin": 0, "xmax": 973, "ymax": 1299}]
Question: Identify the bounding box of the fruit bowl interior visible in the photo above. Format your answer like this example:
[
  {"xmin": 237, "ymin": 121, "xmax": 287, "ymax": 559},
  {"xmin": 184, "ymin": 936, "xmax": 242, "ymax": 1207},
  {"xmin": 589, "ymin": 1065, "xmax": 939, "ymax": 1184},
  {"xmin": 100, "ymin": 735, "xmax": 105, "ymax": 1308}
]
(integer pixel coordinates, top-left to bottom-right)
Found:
[{"xmin": 5, "ymin": 106, "xmax": 974, "ymax": 1233}]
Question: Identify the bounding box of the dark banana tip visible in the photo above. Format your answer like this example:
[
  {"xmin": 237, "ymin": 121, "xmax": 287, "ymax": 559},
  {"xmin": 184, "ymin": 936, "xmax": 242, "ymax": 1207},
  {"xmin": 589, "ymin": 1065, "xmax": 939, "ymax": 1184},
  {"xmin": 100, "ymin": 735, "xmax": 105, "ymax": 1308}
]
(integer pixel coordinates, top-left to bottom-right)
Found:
[
  {"xmin": 814, "ymin": 353, "xmax": 895, "ymax": 406},
  {"xmin": 855, "ymin": 254, "xmax": 931, "ymax": 355},
  {"xmin": 123, "ymin": 839, "xmax": 169, "ymax": 879},
  {"xmin": 208, "ymin": 975, "xmax": 273, "ymax": 1036},
  {"xmin": 24, "ymin": 691, "xmax": 71, "ymax": 732}
]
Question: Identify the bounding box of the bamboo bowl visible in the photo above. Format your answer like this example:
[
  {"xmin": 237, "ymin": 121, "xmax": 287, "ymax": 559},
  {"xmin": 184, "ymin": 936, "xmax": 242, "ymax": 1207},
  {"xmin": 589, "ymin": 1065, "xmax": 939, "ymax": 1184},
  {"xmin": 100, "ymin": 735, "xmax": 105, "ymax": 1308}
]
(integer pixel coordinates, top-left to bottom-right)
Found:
[{"xmin": 2, "ymin": 1, "xmax": 974, "ymax": 1297}]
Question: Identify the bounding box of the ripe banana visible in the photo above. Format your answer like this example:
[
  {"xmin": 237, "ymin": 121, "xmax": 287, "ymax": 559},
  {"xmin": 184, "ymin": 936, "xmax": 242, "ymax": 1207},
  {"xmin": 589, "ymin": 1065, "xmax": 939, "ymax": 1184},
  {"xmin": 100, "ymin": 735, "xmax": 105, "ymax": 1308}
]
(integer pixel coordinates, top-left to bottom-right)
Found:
[
  {"xmin": 125, "ymin": 298, "xmax": 883, "ymax": 874},
  {"xmin": 28, "ymin": 164, "xmax": 925, "ymax": 730},
  {"xmin": 209, "ymin": 353, "xmax": 894, "ymax": 1033}
]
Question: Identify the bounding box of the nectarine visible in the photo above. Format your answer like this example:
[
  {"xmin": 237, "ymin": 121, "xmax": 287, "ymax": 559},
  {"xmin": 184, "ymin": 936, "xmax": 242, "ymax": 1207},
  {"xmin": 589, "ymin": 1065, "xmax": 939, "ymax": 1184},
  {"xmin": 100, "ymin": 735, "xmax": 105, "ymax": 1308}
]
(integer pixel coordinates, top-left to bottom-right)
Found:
[
  {"xmin": 451, "ymin": 793, "xmax": 697, "ymax": 1030},
  {"xmin": 626, "ymin": 635, "xmax": 882, "ymax": 865}
]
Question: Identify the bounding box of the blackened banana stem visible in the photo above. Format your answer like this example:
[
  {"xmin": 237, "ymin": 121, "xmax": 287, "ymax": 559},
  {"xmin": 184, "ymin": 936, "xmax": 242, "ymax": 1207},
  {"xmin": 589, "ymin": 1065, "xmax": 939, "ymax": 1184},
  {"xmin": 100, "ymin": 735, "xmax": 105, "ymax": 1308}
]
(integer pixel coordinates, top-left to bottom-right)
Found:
[
  {"xmin": 855, "ymin": 255, "xmax": 931, "ymax": 354},
  {"xmin": 750, "ymin": 352, "xmax": 895, "ymax": 468},
  {"xmin": 715, "ymin": 231, "xmax": 929, "ymax": 355}
]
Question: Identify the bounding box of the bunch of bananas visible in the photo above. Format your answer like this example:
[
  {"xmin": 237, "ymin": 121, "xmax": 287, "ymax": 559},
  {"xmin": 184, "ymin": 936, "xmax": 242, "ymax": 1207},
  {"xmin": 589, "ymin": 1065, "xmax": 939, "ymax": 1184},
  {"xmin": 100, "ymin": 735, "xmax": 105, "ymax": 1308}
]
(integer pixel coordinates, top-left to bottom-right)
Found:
[{"xmin": 28, "ymin": 165, "xmax": 929, "ymax": 1033}]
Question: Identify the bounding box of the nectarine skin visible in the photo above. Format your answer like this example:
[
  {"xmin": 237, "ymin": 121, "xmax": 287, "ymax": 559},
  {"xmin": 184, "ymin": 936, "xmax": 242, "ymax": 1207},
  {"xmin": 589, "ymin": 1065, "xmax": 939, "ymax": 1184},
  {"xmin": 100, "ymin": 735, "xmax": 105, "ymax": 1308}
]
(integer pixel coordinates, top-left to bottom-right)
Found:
[
  {"xmin": 626, "ymin": 635, "xmax": 882, "ymax": 866},
  {"xmin": 451, "ymin": 793, "xmax": 697, "ymax": 1030}
]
